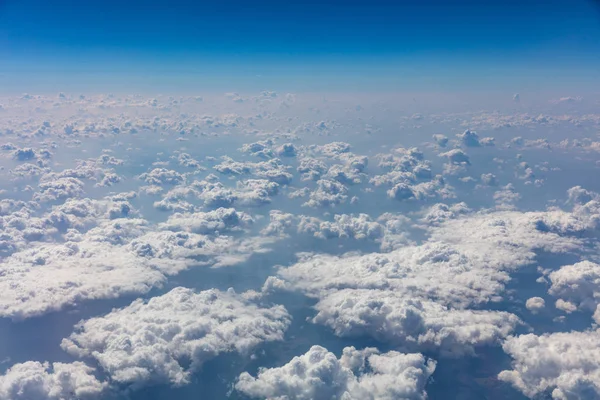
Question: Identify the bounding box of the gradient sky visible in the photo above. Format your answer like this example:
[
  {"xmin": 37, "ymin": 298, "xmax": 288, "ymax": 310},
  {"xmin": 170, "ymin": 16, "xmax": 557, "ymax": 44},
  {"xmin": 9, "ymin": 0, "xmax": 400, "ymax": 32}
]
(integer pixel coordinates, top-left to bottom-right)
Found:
[{"xmin": 1, "ymin": 0, "xmax": 600, "ymax": 92}]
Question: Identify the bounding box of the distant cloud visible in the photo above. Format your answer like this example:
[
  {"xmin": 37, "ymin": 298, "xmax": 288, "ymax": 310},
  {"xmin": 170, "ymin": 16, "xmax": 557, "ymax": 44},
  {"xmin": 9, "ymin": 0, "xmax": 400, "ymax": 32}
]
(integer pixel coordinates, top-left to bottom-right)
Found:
[
  {"xmin": 0, "ymin": 361, "xmax": 106, "ymax": 400},
  {"xmin": 237, "ymin": 345, "xmax": 435, "ymax": 400},
  {"xmin": 500, "ymin": 330, "xmax": 600, "ymax": 399},
  {"xmin": 62, "ymin": 287, "xmax": 290, "ymax": 387}
]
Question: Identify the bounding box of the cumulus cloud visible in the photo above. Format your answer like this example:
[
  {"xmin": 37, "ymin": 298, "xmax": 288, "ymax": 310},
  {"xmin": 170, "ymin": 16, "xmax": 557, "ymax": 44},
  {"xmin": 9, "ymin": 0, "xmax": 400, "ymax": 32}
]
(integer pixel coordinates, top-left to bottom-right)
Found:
[
  {"xmin": 139, "ymin": 168, "xmax": 185, "ymax": 185},
  {"xmin": 438, "ymin": 149, "xmax": 470, "ymax": 166},
  {"xmin": 269, "ymin": 207, "xmax": 587, "ymax": 354},
  {"xmin": 62, "ymin": 287, "xmax": 290, "ymax": 387},
  {"xmin": 548, "ymin": 261, "xmax": 600, "ymax": 314},
  {"xmin": 0, "ymin": 361, "xmax": 106, "ymax": 400},
  {"xmin": 236, "ymin": 345, "xmax": 435, "ymax": 400},
  {"xmin": 525, "ymin": 297, "xmax": 545, "ymax": 313},
  {"xmin": 500, "ymin": 330, "xmax": 600, "ymax": 399},
  {"xmin": 33, "ymin": 177, "xmax": 85, "ymax": 203},
  {"xmin": 159, "ymin": 207, "xmax": 253, "ymax": 234},
  {"xmin": 303, "ymin": 179, "xmax": 348, "ymax": 208}
]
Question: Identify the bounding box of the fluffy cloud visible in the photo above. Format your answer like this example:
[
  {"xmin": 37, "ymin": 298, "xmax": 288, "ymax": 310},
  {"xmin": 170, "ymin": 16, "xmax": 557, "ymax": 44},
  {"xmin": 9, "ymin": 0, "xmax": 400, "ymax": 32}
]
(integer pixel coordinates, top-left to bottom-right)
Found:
[
  {"xmin": 0, "ymin": 361, "xmax": 105, "ymax": 400},
  {"xmin": 269, "ymin": 208, "xmax": 585, "ymax": 354},
  {"xmin": 236, "ymin": 345, "xmax": 435, "ymax": 400},
  {"xmin": 261, "ymin": 211, "xmax": 410, "ymax": 250},
  {"xmin": 0, "ymin": 222, "xmax": 164, "ymax": 319},
  {"xmin": 139, "ymin": 168, "xmax": 185, "ymax": 185},
  {"xmin": 214, "ymin": 157, "xmax": 292, "ymax": 184},
  {"xmin": 456, "ymin": 129, "xmax": 494, "ymax": 147},
  {"xmin": 159, "ymin": 207, "xmax": 253, "ymax": 234},
  {"xmin": 548, "ymin": 261, "xmax": 600, "ymax": 313},
  {"xmin": 303, "ymin": 179, "xmax": 348, "ymax": 208},
  {"xmin": 525, "ymin": 297, "xmax": 545, "ymax": 313},
  {"xmin": 33, "ymin": 177, "xmax": 85, "ymax": 203},
  {"xmin": 298, "ymin": 214, "xmax": 384, "ymax": 241},
  {"xmin": 500, "ymin": 330, "xmax": 600, "ymax": 399},
  {"xmin": 62, "ymin": 287, "xmax": 290, "ymax": 386},
  {"xmin": 438, "ymin": 149, "xmax": 470, "ymax": 166}
]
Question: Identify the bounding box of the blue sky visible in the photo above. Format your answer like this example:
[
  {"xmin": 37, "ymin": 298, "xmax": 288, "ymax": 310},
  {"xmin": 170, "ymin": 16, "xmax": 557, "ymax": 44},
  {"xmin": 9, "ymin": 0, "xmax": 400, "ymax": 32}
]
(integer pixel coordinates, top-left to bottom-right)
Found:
[{"xmin": 1, "ymin": 0, "xmax": 600, "ymax": 92}]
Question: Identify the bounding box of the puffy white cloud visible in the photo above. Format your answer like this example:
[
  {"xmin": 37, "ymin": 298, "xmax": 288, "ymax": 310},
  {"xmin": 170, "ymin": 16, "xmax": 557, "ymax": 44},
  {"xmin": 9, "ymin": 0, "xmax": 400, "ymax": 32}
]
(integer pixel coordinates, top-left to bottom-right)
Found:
[
  {"xmin": 297, "ymin": 157, "xmax": 328, "ymax": 181},
  {"xmin": 236, "ymin": 345, "xmax": 435, "ymax": 400},
  {"xmin": 159, "ymin": 207, "xmax": 253, "ymax": 234},
  {"xmin": 420, "ymin": 202, "xmax": 471, "ymax": 225},
  {"xmin": 33, "ymin": 177, "xmax": 85, "ymax": 203},
  {"xmin": 241, "ymin": 140, "xmax": 274, "ymax": 159},
  {"xmin": 500, "ymin": 330, "xmax": 600, "ymax": 399},
  {"xmin": 275, "ymin": 143, "xmax": 298, "ymax": 157},
  {"xmin": 555, "ymin": 299, "xmax": 578, "ymax": 313},
  {"xmin": 480, "ymin": 173, "xmax": 498, "ymax": 186},
  {"xmin": 0, "ymin": 361, "xmax": 106, "ymax": 400},
  {"xmin": 432, "ymin": 134, "xmax": 448, "ymax": 147},
  {"xmin": 0, "ymin": 225, "xmax": 164, "ymax": 319},
  {"xmin": 62, "ymin": 287, "xmax": 290, "ymax": 386},
  {"xmin": 213, "ymin": 157, "xmax": 292, "ymax": 184},
  {"xmin": 493, "ymin": 184, "xmax": 521, "ymax": 210},
  {"xmin": 310, "ymin": 142, "xmax": 351, "ymax": 158},
  {"xmin": 548, "ymin": 261, "xmax": 600, "ymax": 313},
  {"xmin": 270, "ymin": 208, "xmax": 586, "ymax": 353},
  {"xmin": 525, "ymin": 297, "xmax": 545, "ymax": 313},
  {"xmin": 438, "ymin": 149, "xmax": 470, "ymax": 166},
  {"xmin": 303, "ymin": 179, "xmax": 348, "ymax": 208},
  {"xmin": 309, "ymin": 289, "xmax": 519, "ymax": 356},
  {"xmin": 457, "ymin": 129, "xmax": 482, "ymax": 147},
  {"xmin": 12, "ymin": 148, "xmax": 38, "ymax": 161},
  {"xmin": 139, "ymin": 168, "xmax": 185, "ymax": 185}
]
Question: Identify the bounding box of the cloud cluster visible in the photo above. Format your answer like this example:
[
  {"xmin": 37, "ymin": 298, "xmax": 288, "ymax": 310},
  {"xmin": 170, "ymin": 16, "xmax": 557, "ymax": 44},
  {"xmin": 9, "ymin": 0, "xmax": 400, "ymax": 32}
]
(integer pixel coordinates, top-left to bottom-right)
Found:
[
  {"xmin": 61, "ymin": 287, "xmax": 290, "ymax": 386},
  {"xmin": 236, "ymin": 345, "xmax": 435, "ymax": 400},
  {"xmin": 0, "ymin": 361, "xmax": 105, "ymax": 400},
  {"xmin": 548, "ymin": 261, "xmax": 600, "ymax": 319},
  {"xmin": 268, "ymin": 207, "xmax": 585, "ymax": 354},
  {"xmin": 500, "ymin": 330, "xmax": 600, "ymax": 399}
]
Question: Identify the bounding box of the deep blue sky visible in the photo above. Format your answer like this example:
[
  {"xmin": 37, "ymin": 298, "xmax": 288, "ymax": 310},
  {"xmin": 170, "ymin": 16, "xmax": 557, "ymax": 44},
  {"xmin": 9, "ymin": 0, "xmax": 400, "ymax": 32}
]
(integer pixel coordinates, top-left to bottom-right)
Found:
[{"xmin": 1, "ymin": 0, "xmax": 599, "ymax": 92}]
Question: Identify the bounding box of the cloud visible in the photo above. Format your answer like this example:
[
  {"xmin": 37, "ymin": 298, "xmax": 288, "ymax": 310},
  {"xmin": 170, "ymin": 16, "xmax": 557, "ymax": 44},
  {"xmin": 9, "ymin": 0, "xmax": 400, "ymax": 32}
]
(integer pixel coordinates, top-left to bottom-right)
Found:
[
  {"xmin": 298, "ymin": 213, "xmax": 384, "ymax": 241},
  {"xmin": 525, "ymin": 297, "xmax": 545, "ymax": 313},
  {"xmin": 432, "ymin": 134, "xmax": 448, "ymax": 147},
  {"xmin": 499, "ymin": 329, "xmax": 600, "ymax": 399},
  {"xmin": 262, "ymin": 211, "xmax": 411, "ymax": 251},
  {"xmin": 0, "ymin": 361, "xmax": 106, "ymax": 400},
  {"xmin": 236, "ymin": 345, "xmax": 435, "ymax": 400},
  {"xmin": 303, "ymin": 179, "xmax": 348, "ymax": 208},
  {"xmin": 275, "ymin": 143, "xmax": 298, "ymax": 157},
  {"xmin": 0, "ymin": 222, "xmax": 164, "ymax": 319},
  {"xmin": 297, "ymin": 157, "xmax": 328, "ymax": 181},
  {"xmin": 438, "ymin": 149, "xmax": 470, "ymax": 166},
  {"xmin": 61, "ymin": 287, "xmax": 290, "ymax": 387},
  {"xmin": 159, "ymin": 207, "xmax": 253, "ymax": 234},
  {"xmin": 33, "ymin": 177, "xmax": 85, "ymax": 203},
  {"xmin": 548, "ymin": 261, "xmax": 600, "ymax": 314},
  {"xmin": 139, "ymin": 168, "xmax": 185, "ymax": 185},
  {"xmin": 269, "ymin": 207, "xmax": 586, "ymax": 354},
  {"xmin": 213, "ymin": 157, "xmax": 292, "ymax": 184}
]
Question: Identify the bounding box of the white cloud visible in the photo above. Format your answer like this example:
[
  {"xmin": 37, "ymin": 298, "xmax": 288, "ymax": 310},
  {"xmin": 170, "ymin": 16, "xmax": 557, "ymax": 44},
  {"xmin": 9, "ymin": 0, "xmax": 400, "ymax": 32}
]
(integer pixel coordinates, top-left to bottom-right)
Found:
[
  {"xmin": 500, "ymin": 330, "xmax": 600, "ymax": 399},
  {"xmin": 33, "ymin": 177, "xmax": 85, "ymax": 203},
  {"xmin": 159, "ymin": 207, "xmax": 253, "ymax": 234},
  {"xmin": 0, "ymin": 361, "xmax": 105, "ymax": 400},
  {"xmin": 236, "ymin": 345, "xmax": 435, "ymax": 400},
  {"xmin": 525, "ymin": 297, "xmax": 545, "ymax": 313},
  {"xmin": 139, "ymin": 168, "xmax": 185, "ymax": 185},
  {"xmin": 549, "ymin": 261, "xmax": 600, "ymax": 314},
  {"xmin": 62, "ymin": 287, "xmax": 290, "ymax": 387},
  {"xmin": 303, "ymin": 179, "xmax": 348, "ymax": 208},
  {"xmin": 270, "ymin": 208, "xmax": 585, "ymax": 353}
]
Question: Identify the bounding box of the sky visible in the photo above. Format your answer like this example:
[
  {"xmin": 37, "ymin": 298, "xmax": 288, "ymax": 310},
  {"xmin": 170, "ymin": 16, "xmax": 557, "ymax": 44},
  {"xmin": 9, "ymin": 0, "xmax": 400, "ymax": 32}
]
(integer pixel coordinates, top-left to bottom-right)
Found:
[
  {"xmin": 1, "ymin": 0, "xmax": 600, "ymax": 92},
  {"xmin": 2, "ymin": 3, "xmax": 600, "ymax": 400}
]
